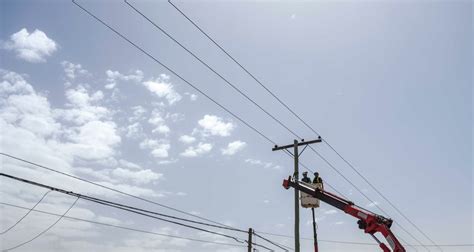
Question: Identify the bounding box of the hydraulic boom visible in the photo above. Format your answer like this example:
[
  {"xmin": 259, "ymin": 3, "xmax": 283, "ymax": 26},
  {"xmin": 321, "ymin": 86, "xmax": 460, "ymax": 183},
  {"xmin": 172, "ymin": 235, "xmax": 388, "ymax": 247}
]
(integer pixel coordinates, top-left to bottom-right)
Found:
[{"xmin": 283, "ymin": 176, "xmax": 406, "ymax": 252}]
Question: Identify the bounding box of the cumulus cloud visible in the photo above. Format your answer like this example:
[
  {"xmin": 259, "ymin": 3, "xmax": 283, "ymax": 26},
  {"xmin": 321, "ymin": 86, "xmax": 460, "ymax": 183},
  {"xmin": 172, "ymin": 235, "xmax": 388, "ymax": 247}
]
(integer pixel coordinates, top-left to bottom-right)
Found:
[
  {"xmin": 105, "ymin": 69, "xmax": 143, "ymax": 89},
  {"xmin": 366, "ymin": 201, "xmax": 380, "ymax": 208},
  {"xmin": 129, "ymin": 105, "xmax": 147, "ymax": 122},
  {"xmin": 148, "ymin": 110, "xmax": 170, "ymax": 135},
  {"xmin": 197, "ymin": 115, "xmax": 234, "ymax": 137},
  {"xmin": 324, "ymin": 209, "xmax": 338, "ymax": 215},
  {"xmin": 180, "ymin": 142, "xmax": 212, "ymax": 157},
  {"xmin": 3, "ymin": 28, "xmax": 57, "ymax": 63},
  {"xmin": 245, "ymin": 158, "xmax": 282, "ymax": 170},
  {"xmin": 111, "ymin": 167, "xmax": 163, "ymax": 185},
  {"xmin": 142, "ymin": 74, "xmax": 181, "ymax": 105},
  {"xmin": 66, "ymin": 120, "xmax": 121, "ymax": 160},
  {"xmin": 221, "ymin": 140, "xmax": 246, "ymax": 155},
  {"xmin": 140, "ymin": 139, "xmax": 171, "ymax": 158},
  {"xmin": 55, "ymin": 85, "xmax": 109, "ymax": 125},
  {"xmin": 125, "ymin": 122, "xmax": 143, "ymax": 139},
  {"xmin": 184, "ymin": 92, "xmax": 198, "ymax": 101},
  {"xmin": 61, "ymin": 61, "xmax": 89, "ymax": 80},
  {"xmin": 178, "ymin": 135, "xmax": 196, "ymax": 144}
]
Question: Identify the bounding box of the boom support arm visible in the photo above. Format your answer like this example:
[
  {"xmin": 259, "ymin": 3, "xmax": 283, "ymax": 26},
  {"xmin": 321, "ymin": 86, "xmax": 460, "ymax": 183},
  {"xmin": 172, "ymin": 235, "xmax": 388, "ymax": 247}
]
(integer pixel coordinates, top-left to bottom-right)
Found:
[{"xmin": 283, "ymin": 177, "xmax": 406, "ymax": 252}]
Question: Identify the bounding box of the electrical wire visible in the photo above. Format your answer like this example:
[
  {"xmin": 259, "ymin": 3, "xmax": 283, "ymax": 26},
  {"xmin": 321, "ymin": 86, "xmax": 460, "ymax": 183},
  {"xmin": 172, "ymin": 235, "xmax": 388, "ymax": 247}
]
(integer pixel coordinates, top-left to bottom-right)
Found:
[
  {"xmin": 0, "ymin": 172, "xmax": 245, "ymax": 244},
  {"xmin": 0, "ymin": 190, "xmax": 51, "ymax": 235},
  {"xmin": 2, "ymin": 197, "xmax": 79, "ymax": 251},
  {"xmin": 0, "ymin": 202, "xmax": 247, "ymax": 248},
  {"xmin": 0, "ymin": 152, "xmax": 234, "ymax": 231},
  {"xmin": 1, "ymin": 153, "xmax": 284, "ymax": 251},
  {"xmin": 127, "ymin": 0, "xmax": 385, "ymax": 225},
  {"xmin": 166, "ymin": 1, "xmax": 439, "ymax": 250},
  {"xmin": 3, "ymin": 202, "xmax": 470, "ymax": 250},
  {"xmin": 0, "ymin": 173, "xmax": 278, "ymax": 251},
  {"xmin": 250, "ymin": 231, "xmax": 474, "ymax": 248},
  {"xmin": 68, "ymin": 1, "xmax": 429, "ymax": 250},
  {"xmin": 253, "ymin": 231, "xmax": 292, "ymax": 251}
]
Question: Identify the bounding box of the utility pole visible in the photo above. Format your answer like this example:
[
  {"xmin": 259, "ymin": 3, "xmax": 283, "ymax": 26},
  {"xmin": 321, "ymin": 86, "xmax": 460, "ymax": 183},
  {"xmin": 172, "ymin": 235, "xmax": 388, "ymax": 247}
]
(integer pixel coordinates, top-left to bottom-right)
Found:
[
  {"xmin": 312, "ymin": 208, "xmax": 318, "ymax": 252},
  {"xmin": 247, "ymin": 228, "xmax": 253, "ymax": 252},
  {"xmin": 272, "ymin": 137, "xmax": 322, "ymax": 252}
]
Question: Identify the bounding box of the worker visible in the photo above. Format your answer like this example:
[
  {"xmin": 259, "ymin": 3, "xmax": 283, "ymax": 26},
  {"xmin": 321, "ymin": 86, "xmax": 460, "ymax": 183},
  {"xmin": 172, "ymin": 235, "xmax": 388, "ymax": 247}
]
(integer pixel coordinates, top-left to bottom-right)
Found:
[
  {"xmin": 302, "ymin": 171, "xmax": 311, "ymax": 183},
  {"xmin": 313, "ymin": 172, "xmax": 324, "ymax": 189}
]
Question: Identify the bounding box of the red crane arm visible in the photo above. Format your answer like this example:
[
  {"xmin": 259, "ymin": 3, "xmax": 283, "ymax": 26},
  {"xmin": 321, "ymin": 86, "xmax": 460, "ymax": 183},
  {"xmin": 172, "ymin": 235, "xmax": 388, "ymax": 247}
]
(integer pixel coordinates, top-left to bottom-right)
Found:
[{"xmin": 283, "ymin": 177, "xmax": 406, "ymax": 252}]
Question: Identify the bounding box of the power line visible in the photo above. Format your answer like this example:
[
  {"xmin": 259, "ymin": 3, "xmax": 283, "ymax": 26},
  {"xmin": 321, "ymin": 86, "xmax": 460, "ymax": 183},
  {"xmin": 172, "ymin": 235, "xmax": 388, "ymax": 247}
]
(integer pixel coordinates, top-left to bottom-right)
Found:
[
  {"xmin": 251, "ymin": 231, "xmax": 474, "ymax": 248},
  {"xmin": 0, "ymin": 202, "xmax": 247, "ymax": 248},
  {"xmin": 5, "ymin": 201, "xmax": 470, "ymax": 250},
  {"xmin": 166, "ymin": 1, "xmax": 440, "ymax": 250},
  {"xmin": 2, "ymin": 196, "xmax": 79, "ymax": 251},
  {"xmin": 253, "ymin": 231, "xmax": 291, "ymax": 252},
  {"xmin": 125, "ymin": 0, "xmax": 301, "ymax": 140},
  {"xmin": 1, "ymin": 173, "xmax": 279, "ymax": 251},
  {"xmin": 0, "ymin": 190, "xmax": 51, "ymax": 235},
  {"xmin": 72, "ymin": 1, "xmax": 428, "ymax": 250},
  {"xmin": 125, "ymin": 0, "xmax": 349, "ymax": 208},
  {"xmin": 69, "ymin": 1, "xmax": 347, "ymax": 250},
  {"xmin": 0, "ymin": 152, "xmax": 233, "ymax": 231},
  {"xmin": 123, "ymin": 1, "xmax": 425, "ymax": 249},
  {"xmin": 0, "ymin": 172, "xmax": 246, "ymax": 245},
  {"xmin": 0, "ymin": 153, "xmax": 283, "ymax": 251}
]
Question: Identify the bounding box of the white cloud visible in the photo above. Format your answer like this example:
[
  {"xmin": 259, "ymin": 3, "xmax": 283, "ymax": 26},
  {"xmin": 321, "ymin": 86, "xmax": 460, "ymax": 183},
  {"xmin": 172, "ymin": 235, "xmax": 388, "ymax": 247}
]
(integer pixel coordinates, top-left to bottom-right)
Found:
[
  {"xmin": 178, "ymin": 135, "xmax": 196, "ymax": 144},
  {"xmin": 148, "ymin": 110, "xmax": 170, "ymax": 135},
  {"xmin": 105, "ymin": 69, "xmax": 143, "ymax": 89},
  {"xmin": 245, "ymin": 158, "xmax": 282, "ymax": 170},
  {"xmin": 366, "ymin": 201, "xmax": 380, "ymax": 208},
  {"xmin": 184, "ymin": 92, "xmax": 198, "ymax": 101},
  {"xmin": 66, "ymin": 121, "xmax": 121, "ymax": 160},
  {"xmin": 142, "ymin": 74, "xmax": 181, "ymax": 105},
  {"xmin": 324, "ymin": 209, "xmax": 338, "ymax": 215},
  {"xmin": 221, "ymin": 140, "xmax": 246, "ymax": 155},
  {"xmin": 129, "ymin": 105, "xmax": 147, "ymax": 122},
  {"xmin": 3, "ymin": 28, "xmax": 57, "ymax": 63},
  {"xmin": 118, "ymin": 159, "xmax": 141, "ymax": 170},
  {"xmin": 111, "ymin": 167, "xmax": 163, "ymax": 185},
  {"xmin": 180, "ymin": 142, "xmax": 213, "ymax": 157},
  {"xmin": 0, "ymin": 70, "xmax": 34, "ymax": 95},
  {"xmin": 61, "ymin": 61, "xmax": 89, "ymax": 80},
  {"xmin": 197, "ymin": 115, "xmax": 234, "ymax": 137},
  {"xmin": 140, "ymin": 139, "xmax": 170, "ymax": 158},
  {"xmin": 55, "ymin": 85, "xmax": 109, "ymax": 125},
  {"xmin": 2, "ymin": 92, "xmax": 60, "ymax": 137},
  {"xmin": 126, "ymin": 122, "xmax": 143, "ymax": 139}
]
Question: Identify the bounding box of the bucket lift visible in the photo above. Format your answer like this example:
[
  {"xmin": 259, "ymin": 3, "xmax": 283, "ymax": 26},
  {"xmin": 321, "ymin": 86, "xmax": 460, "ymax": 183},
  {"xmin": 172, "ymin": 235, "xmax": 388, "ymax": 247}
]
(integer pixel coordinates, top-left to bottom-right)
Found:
[{"xmin": 283, "ymin": 176, "xmax": 406, "ymax": 252}]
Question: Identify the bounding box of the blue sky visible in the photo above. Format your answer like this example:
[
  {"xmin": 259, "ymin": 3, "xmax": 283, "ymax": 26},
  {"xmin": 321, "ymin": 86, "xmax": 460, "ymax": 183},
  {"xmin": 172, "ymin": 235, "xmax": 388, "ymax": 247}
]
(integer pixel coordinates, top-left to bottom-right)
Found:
[{"xmin": 0, "ymin": 0, "xmax": 472, "ymax": 251}]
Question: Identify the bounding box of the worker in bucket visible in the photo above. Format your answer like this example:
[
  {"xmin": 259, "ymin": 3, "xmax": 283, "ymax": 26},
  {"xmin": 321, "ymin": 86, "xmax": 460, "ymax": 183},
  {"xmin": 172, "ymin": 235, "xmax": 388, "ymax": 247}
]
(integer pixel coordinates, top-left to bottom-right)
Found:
[
  {"xmin": 313, "ymin": 172, "xmax": 324, "ymax": 189},
  {"xmin": 302, "ymin": 171, "xmax": 311, "ymax": 183}
]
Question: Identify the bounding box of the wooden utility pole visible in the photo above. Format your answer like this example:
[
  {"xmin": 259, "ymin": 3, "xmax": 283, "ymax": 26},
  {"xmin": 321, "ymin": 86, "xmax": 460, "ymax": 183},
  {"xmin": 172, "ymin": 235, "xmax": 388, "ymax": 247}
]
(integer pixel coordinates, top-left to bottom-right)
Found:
[
  {"xmin": 247, "ymin": 228, "xmax": 253, "ymax": 252},
  {"xmin": 312, "ymin": 208, "xmax": 319, "ymax": 252},
  {"xmin": 272, "ymin": 137, "xmax": 322, "ymax": 252}
]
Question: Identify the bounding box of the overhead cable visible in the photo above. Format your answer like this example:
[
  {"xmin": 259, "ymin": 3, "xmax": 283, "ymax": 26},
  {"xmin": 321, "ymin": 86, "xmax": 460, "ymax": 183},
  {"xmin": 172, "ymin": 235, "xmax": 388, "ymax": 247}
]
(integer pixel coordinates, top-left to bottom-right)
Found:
[
  {"xmin": 166, "ymin": 1, "xmax": 439, "ymax": 250},
  {"xmin": 2, "ymin": 196, "xmax": 79, "ymax": 251},
  {"xmin": 0, "ymin": 190, "xmax": 51, "ymax": 235},
  {"xmin": 0, "ymin": 202, "xmax": 247, "ymax": 248}
]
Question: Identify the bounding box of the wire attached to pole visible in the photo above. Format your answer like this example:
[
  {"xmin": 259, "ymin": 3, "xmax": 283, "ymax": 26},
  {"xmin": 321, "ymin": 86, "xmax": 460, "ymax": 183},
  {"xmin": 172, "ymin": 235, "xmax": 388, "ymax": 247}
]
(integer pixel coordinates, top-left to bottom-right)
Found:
[{"xmin": 0, "ymin": 190, "xmax": 51, "ymax": 235}]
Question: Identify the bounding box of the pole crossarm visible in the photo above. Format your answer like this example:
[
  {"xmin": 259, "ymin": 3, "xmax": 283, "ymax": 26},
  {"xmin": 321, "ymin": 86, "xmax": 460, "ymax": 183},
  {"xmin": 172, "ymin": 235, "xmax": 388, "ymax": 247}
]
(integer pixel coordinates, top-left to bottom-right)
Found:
[
  {"xmin": 271, "ymin": 138, "xmax": 321, "ymax": 252},
  {"xmin": 272, "ymin": 138, "xmax": 322, "ymax": 152}
]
